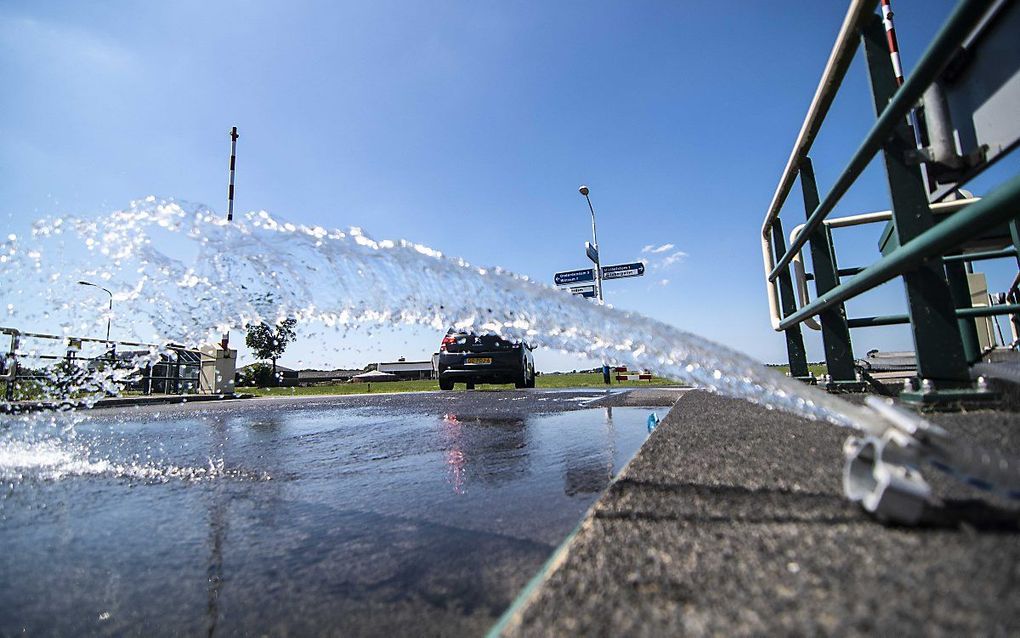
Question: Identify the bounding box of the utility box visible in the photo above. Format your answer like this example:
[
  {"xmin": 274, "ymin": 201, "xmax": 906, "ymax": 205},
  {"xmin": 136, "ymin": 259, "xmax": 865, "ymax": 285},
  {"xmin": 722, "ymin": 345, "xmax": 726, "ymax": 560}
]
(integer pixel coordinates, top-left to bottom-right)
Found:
[{"xmin": 200, "ymin": 345, "xmax": 237, "ymax": 395}]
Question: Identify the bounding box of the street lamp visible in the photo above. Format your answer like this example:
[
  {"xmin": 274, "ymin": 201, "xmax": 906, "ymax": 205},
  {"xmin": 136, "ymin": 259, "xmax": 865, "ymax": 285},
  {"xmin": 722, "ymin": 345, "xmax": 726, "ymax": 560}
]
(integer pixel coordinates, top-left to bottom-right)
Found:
[
  {"xmin": 77, "ymin": 280, "xmax": 112, "ymax": 342},
  {"xmin": 579, "ymin": 185, "xmax": 610, "ymax": 386},
  {"xmin": 578, "ymin": 185, "xmax": 603, "ymax": 303}
]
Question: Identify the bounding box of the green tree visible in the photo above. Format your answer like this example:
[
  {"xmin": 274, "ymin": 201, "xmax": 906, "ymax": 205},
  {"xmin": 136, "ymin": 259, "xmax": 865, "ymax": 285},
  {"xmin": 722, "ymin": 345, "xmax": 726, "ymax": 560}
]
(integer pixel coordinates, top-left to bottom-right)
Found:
[{"xmin": 245, "ymin": 319, "xmax": 297, "ymax": 386}]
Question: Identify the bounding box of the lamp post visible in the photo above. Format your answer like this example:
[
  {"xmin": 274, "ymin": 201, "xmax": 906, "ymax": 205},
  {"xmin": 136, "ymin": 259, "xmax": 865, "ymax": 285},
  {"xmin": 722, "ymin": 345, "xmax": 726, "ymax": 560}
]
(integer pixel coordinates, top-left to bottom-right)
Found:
[
  {"xmin": 578, "ymin": 185, "xmax": 604, "ymax": 304},
  {"xmin": 579, "ymin": 186, "xmax": 610, "ymax": 385},
  {"xmin": 77, "ymin": 280, "xmax": 112, "ymax": 342}
]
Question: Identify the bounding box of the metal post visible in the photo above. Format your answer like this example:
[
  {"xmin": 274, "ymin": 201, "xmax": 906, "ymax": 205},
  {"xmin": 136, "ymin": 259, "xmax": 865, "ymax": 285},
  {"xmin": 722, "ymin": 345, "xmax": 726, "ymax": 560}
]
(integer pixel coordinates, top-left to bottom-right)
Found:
[
  {"xmin": 174, "ymin": 351, "xmax": 182, "ymax": 395},
  {"xmin": 945, "ymin": 257, "xmax": 981, "ymax": 362},
  {"xmin": 771, "ymin": 218, "xmax": 811, "ymax": 380},
  {"xmin": 799, "ymin": 157, "xmax": 860, "ymax": 390},
  {"xmin": 221, "ymin": 126, "xmax": 239, "ymax": 351},
  {"xmin": 4, "ymin": 332, "xmax": 18, "ymax": 402},
  {"xmin": 579, "ymin": 186, "xmax": 604, "ymax": 304},
  {"xmin": 227, "ymin": 127, "xmax": 238, "ymax": 222},
  {"xmin": 862, "ymin": 15, "xmax": 973, "ymax": 399},
  {"xmin": 579, "ymin": 185, "xmax": 608, "ymax": 384}
]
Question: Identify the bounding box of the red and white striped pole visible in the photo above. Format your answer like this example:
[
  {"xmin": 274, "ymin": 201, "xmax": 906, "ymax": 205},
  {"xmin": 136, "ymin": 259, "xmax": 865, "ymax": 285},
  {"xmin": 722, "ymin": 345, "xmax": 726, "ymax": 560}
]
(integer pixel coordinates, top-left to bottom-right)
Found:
[
  {"xmin": 226, "ymin": 126, "xmax": 238, "ymax": 222},
  {"xmin": 880, "ymin": 0, "xmax": 905, "ymax": 87},
  {"xmin": 881, "ymin": 0, "xmax": 932, "ymax": 191}
]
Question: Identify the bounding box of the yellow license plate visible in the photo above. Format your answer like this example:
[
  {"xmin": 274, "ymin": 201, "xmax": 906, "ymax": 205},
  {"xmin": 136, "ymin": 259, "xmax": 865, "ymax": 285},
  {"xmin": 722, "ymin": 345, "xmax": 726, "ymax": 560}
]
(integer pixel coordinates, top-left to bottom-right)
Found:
[{"xmin": 466, "ymin": 357, "xmax": 492, "ymax": 365}]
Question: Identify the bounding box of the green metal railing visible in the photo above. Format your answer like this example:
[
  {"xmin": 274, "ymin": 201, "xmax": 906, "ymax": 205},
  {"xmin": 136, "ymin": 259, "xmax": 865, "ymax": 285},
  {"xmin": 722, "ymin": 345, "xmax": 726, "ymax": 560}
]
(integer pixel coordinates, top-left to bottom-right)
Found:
[
  {"xmin": 760, "ymin": 0, "xmax": 1019, "ymax": 402},
  {"xmin": 779, "ymin": 177, "xmax": 1020, "ymax": 330},
  {"xmin": 1, "ymin": 327, "xmax": 207, "ymax": 402}
]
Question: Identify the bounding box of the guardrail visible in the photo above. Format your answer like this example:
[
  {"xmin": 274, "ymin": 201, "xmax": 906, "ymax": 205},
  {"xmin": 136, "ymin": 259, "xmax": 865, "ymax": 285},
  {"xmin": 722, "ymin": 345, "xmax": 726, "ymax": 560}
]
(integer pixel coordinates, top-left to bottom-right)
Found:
[
  {"xmin": 1, "ymin": 327, "xmax": 208, "ymax": 402},
  {"xmin": 760, "ymin": 0, "xmax": 1020, "ymax": 405}
]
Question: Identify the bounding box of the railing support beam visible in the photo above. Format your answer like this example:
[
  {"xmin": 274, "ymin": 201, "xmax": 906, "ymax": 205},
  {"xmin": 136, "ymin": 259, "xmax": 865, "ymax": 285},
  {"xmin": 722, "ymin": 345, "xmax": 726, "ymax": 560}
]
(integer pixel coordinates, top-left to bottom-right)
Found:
[
  {"xmin": 945, "ymin": 257, "xmax": 982, "ymax": 362},
  {"xmin": 862, "ymin": 14, "xmax": 970, "ymax": 386},
  {"xmin": 771, "ymin": 219, "xmax": 811, "ymax": 379},
  {"xmin": 800, "ymin": 157, "xmax": 857, "ymax": 384}
]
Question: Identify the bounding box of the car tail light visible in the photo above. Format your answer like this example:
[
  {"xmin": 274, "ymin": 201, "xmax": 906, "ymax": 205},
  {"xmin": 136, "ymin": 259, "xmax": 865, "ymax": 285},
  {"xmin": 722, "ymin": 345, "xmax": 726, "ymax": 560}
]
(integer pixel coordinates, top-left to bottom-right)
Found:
[{"xmin": 440, "ymin": 335, "xmax": 457, "ymax": 351}]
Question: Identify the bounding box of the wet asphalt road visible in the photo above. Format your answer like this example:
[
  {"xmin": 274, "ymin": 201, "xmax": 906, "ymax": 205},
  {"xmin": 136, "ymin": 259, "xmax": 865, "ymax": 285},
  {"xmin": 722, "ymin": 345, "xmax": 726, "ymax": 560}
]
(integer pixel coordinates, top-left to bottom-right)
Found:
[{"xmin": 1, "ymin": 388, "xmax": 674, "ymax": 637}]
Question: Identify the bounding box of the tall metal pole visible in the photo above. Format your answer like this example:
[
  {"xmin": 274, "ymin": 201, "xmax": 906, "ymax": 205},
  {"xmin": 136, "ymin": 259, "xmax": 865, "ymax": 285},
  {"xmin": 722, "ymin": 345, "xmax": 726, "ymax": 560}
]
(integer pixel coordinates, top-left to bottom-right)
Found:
[
  {"xmin": 227, "ymin": 126, "xmax": 238, "ymax": 222},
  {"xmin": 222, "ymin": 126, "xmax": 238, "ymax": 350},
  {"xmin": 579, "ymin": 185, "xmax": 610, "ymax": 385},
  {"xmin": 77, "ymin": 280, "xmax": 112, "ymax": 342},
  {"xmin": 579, "ymin": 185, "xmax": 604, "ymax": 304}
]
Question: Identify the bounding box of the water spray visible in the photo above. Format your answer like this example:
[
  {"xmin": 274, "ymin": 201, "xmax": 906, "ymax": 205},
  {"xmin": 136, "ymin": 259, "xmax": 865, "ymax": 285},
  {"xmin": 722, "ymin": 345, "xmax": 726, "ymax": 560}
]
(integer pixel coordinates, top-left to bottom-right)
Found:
[{"xmin": 5, "ymin": 197, "xmax": 1020, "ymax": 525}]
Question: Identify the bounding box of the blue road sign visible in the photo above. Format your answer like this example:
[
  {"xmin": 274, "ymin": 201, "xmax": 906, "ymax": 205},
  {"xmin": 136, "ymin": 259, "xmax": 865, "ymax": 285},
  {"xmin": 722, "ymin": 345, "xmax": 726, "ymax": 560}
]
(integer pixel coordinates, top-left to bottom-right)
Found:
[
  {"xmin": 585, "ymin": 241, "xmax": 600, "ymax": 264},
  {"xmin": 601, "ymin": 262, "xmax": 645, "ymax": 280},
  {"xmin": 554, "ymin": 268, "xmax": 596, "ymax": 286},
  {"xmin": 569, "ymin": 285, "xmax": 598, "ymax": 298}
]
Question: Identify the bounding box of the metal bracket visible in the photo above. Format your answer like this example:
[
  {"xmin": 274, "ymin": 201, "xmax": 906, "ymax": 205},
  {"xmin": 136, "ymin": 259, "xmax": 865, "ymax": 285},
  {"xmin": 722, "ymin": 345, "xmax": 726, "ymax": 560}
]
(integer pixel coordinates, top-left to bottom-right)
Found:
[
  {"xmin": 843, "ymin": 433, "xmax": 933, "ymax": 525},
  {"xmin": 903, "ymin": 146, "xmax": 932, "ymax": 166},
  {"xmin": 903, "ymin": 143, "xmax": 988, "ymax": 173},
  {"xmin": 824, "ymin": 379, "xmax": 867, "ymax": 394},
  {"xmin": 847, "ymin": 396, "xmax": 1020, "ymax": 523},
  {"xmin": 899, "ymin": 377, "xmax": 998, "ymax": 409}
]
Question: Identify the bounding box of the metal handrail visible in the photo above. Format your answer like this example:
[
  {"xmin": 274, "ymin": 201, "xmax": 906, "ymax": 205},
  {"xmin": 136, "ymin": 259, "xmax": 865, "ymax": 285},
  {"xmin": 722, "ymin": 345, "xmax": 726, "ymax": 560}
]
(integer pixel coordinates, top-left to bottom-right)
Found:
[
  {"xmin": 768, "ymin": 0, "xmax": 992, "ymax": 283},
  {"xmin": 778, "ymin": 174, "xmax": 1020, "ymax": 331},
  {"xmin": 1, "ymin": 326, "xmax": 160, "ymax": 348},
  {"xmin": 848, "ymin": 304, "xmax": 1020, "ymax": 329},
  {"xmin": 761, "ymin": 0, "xmax": 878, "ymax": 329},
  {"xmin": 761, "ymin": 0, "xmax": 995, "ymax": 331},
  {"xmin": 3, "ymin": 328, "xmax": 210, "ymax": 400},
  {"xmin": 786, "ymin": 198, "xmax": 980, "ymax": 331}
]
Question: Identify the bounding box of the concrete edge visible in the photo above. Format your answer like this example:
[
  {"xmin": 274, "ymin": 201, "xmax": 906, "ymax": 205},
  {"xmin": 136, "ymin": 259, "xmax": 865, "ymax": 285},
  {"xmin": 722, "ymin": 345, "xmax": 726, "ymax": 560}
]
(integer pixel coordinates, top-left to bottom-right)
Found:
[{"xmin": 487, "ymin": 390, "xmax": 693, "ymax": 635}]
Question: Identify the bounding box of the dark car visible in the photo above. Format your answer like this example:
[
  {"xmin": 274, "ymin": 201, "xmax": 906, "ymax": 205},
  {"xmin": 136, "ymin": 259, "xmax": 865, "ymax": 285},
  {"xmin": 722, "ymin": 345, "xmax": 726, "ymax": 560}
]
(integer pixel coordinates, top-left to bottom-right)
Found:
[{"xmin": 437, "ymin": 330, "xmax": 536, "ymax": 390}]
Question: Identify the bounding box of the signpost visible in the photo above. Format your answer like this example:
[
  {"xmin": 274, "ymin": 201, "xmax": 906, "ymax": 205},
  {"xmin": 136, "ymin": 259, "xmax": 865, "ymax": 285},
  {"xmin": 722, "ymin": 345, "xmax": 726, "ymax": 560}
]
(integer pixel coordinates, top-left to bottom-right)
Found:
[
  {"xmin": 554, "ymin": 268, "xmax": 596, "ymax": 286},
  {"xmin": 569, "ymin": 285, "xmax": 597, "ymax": 298},
  {"xmin": 553, "ymin": 262, "xmax": 645, "ymax": 289},
  {"xmin": 601, "ymin": 262, "xmax": 645, "ymax": 280},
  {"xmin": 550, "ymin": 184, "xmax": 651, "ymax": 385}
]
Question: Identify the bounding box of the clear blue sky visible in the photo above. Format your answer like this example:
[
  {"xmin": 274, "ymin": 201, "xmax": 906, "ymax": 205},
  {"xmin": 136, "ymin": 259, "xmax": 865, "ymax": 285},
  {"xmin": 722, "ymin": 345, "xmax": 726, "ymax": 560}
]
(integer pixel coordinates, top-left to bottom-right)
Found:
[{"xmin": 5, "ymin": 0, "xmax": 1010, "ymax": 372}]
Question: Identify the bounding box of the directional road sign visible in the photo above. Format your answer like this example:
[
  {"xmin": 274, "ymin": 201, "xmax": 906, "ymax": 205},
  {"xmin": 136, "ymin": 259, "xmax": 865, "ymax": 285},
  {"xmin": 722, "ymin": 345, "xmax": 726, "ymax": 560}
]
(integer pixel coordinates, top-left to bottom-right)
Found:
[
  {"xmin": 585, "ymin": 241, "xmax": 600, "ymax": 264},
  {"xmin": 554, "ymin": 268, "xmax": 596, "ymax": 286},
  {"xmin": 601, "ymin": 262, "xmax": 645, "ymax": 280},
  {"xmin": 569, "ymin": 285, "xmax": 597, "ymax": 298}
]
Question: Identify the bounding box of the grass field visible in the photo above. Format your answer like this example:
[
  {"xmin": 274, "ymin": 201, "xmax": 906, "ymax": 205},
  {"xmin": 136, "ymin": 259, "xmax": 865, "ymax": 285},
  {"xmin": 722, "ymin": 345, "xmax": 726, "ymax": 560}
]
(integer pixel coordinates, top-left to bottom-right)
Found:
[
  {"xmin": 238, "ymin": 372, "xmax": 685, "ymax": 397},
  {"xmin": 767, "ymin": 363, "xmax": 828, "ymax": 377}
]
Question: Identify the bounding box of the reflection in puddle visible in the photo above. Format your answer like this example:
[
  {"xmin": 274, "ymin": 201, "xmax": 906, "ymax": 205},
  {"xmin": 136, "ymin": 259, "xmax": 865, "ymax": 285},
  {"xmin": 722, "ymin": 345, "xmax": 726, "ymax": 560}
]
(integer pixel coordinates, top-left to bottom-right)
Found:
[
  {"xmin": 439, "ymin": 413, "xmax": 531, "ymax": 494},
  {"xmin": 565, "ymin": 407, "xmax": 615, "ymax": 497},
  {"xmin": 2, "ymin": 403, "xmax": 663, "ymax": 636},
  {"xmin": 442, "ymin": 414, "xmax": 466, "ymax": 494}
]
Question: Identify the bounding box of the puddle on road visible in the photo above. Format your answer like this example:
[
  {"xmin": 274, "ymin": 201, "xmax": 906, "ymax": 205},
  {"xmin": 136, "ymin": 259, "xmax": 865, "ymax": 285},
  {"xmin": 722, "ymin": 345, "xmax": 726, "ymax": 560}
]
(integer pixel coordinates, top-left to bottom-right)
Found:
[{"xmin": 1, "ymin": 404, "xmax": 665, "ymax": 636}]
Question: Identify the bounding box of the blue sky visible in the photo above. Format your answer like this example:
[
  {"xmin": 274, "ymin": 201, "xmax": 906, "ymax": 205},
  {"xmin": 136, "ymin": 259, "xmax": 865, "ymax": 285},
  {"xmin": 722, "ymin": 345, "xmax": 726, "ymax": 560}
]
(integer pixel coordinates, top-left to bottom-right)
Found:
[{"xmin": 3, "ymin": 0, "xmax": 1012, "ymax": 372}]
